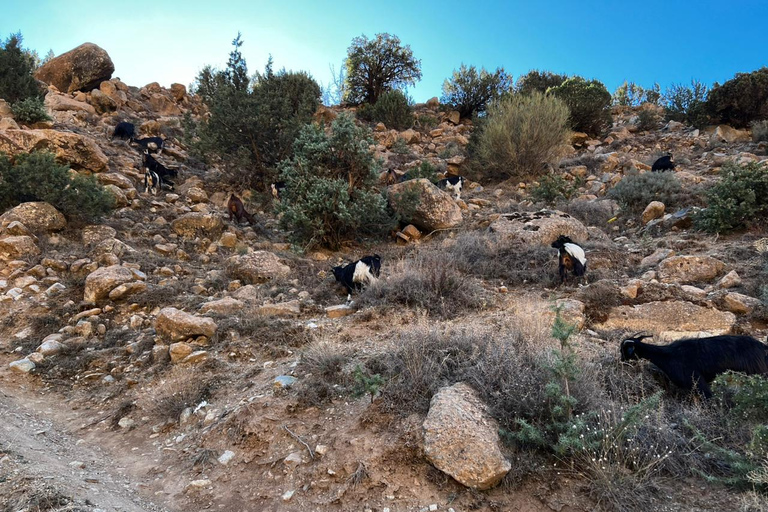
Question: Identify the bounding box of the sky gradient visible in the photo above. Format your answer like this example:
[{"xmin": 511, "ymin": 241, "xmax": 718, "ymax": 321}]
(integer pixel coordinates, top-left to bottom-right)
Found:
[{"xmin": 4, "ymin": 0, "xmax": 768, "ymax": 103}]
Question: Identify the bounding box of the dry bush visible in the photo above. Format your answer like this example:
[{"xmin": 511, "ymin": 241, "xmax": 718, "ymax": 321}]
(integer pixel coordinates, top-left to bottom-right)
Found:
[
  {"xmin": 358, "ymin": 251, "xmax": 487, "ymax": 318},
  {"xmin": 559, "ymin": 199, "xmax": 618, "ymax": 228},
  {"xmin": 139, "ymin": 366, "xmax": 218, "ymax": 424},
  {"xmin": 130, "ymin": 280, "xmax": 203, "ymax": 310},
  {"xmin": 296, "ymin": 340, "xmax": 354, "ymax": 405},
  {"xmin": 213, "ymin": 314, "xmax": 314, "ymax": 357},
  {"xmin": 560, "ymin": 153, "xmax": 602, "ymax": 175}
]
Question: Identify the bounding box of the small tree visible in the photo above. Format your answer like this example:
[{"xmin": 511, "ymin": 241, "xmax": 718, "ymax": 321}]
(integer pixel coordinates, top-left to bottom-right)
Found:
[
  {"xmin": 0, "ymin": 32, "xmax": 41, "ymax": 104},
  {"xmin": 705, "ymin": 67, "xmax": 768, "ymax": 128},
  {"xmin": 440, "ymin": 64, "xmax": 513, "ymax": 118},
  {"xmin": 514, "ymin": 70, "xmax": 567, "ymax": 96},
  {"xmin": 278, "ymin": 114, "xmax": 393, "ymax": 249},
  {"xmin": 663, "ymin": 80, "xmax": 709, "ymax": 127},
  {"xmin": 344, "ymin": 33, "xmax": 422, "ymax": 105},
  {"xmin": 613, "ymin": 81, "xmax": 647, "ymax": 107},
  {"xmin": 548, "ymin": 76, "xmax": 612, "ymax": 135}
]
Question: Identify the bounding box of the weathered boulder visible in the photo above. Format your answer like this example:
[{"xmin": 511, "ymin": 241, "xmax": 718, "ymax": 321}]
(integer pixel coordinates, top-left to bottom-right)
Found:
[
  {"xmin": 34, "ymin": 43, "xmax": 114, "ymax": 93},
  {"xmin": 595, "ymin": 301, "xmax": 736, "ymax": 338},
  {"xmin": 718, "ymin": 292, "xmax": 762, "ymax": 315},
  {"xmin": 171, "ymin": 212, "xmax": 224, "ymax": 239},
  {"xmin": 489, "ymin": 209, "xmax": 589, "ymax": 247},
  {"xmin": 0, "ymin": 129, "xmax": 108, "ymax": 172},
  {"xmin": 44, "ymin": 93, "xmax": 97, "ymax": 114},
  {"xmin": 156, "ymin": 307, "xmax": 217, "ymax": 342},
  {"xmin": 88, "ymin": 88, "xmax": 117, "ymax": 114},
  {"xmin": 258, "ymin": 300, "xmax": 301, "ymax": 317},
  {"xmin": 0, "ymin": 202, "xmax": 66, "ymax": 232},
  {"xmin": 170, "ymin": 83, "xmax": 187, "ymax": 102},
  {"xmin": 199, "ymin": 297, "xmax": 244, "ymax": 315},
  {"xmin": 710, "ymin": 125, "xmax": 750, "ymax": 144},
  {"xmin": 81, "ymin": 225, "xmax": 117, "ymax": 245},
  {"xmin": 83, "ymin": 265, "xmax": 135, "ymax": 303},
  {"xmin": 388, "ymin": 179, "xmax": 462, "ymax": 231},
  {"xmin": 225, "ymin": 251, "xmax": 291, "ymax": 284},
  {"xmin": 657, "ymin": 255, "xmax": 725, "ymax": 284},
  {"xmin": 423, "ymin": 382, "xmax": 510, "ymax": 490},
  {"xmin": 641, "ymin": 201, "xmax": 665, "ymax": 224},
  {"xmin": 0, "ymin": 235, "xmax": 40, "ymax": 261}
]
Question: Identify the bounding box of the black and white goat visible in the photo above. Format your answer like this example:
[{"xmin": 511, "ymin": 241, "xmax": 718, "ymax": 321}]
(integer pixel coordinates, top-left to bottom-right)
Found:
[
  {"xmin": 111, "ymin": 121, "xmax": 135, "ymax": 141},
  {"xmin": 130, "ymin": 136, "xmax": 165, "ymax": 154},
  {"xmin": 436, "ymin": 176, "xmax": 465, "ymax": 200},
  {"xmin": 651, "ymin": 155, "xmax": 676, "ymax": 172},
  {"xmin": 332, "ymin": 255, "xmax": 382, "ymax": 297},
  {"xmin": 142, "ymin": 150, "xmax": 178, "ymax": 195},
  {"xmin": 551, "ymin": 235, "xmax": 587, "ymax": 284},
  {"xmin": 620, "ymin": 333, "xmax": 768, "ymax": 398},
  {"xmin": 271, "ymin": 181, "xmax": 286, "ymax": 200}
]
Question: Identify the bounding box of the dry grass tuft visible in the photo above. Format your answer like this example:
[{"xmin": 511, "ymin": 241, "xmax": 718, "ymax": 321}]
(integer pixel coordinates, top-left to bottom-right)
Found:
[{"xmin": 139, "ymin": 366, "xmax": 217, "ymax": 425}]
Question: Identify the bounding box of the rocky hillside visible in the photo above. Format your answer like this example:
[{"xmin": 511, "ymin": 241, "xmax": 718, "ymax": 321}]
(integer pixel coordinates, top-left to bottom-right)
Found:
[{"xmin": 1, "ymin": 43, "xmax": 767, "ymax": 512}]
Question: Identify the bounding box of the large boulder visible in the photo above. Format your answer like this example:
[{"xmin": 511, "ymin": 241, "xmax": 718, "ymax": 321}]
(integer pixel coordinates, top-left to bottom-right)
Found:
[
  {"xmin": 44, "ymin": 93, "xmax": 97, "ymax": 114},
  {"xmin": 388, "ymin": 179, "xmax": 462, "ymax": 231},
  {"xmin": 657, "ymin": 255, "xmax": 725, "ymax": 284},
  {"xmin": 171, "ymin": 212, "xmax": 224, "ymax": 239},
  {"xmin": 423, "ymin": 382, "xmax": 510, "ymax": 490},
  {"xmin": 34, "ymin": 43, "xmax": 114, "ymax": 93},
  {"xmin": 83, "ymin": 265, "xmax": 135, "ymax": 303},
  {"xmin": 594, "ymin": 300, "xmax": 736, "ymax": 339},
  {"xmin": 0, "ymin": 129, "xmax": 108, "ymax": 172},
  {"xmin": 0, "ymin": 202, "xmax": 66, "ymax": 233},
  {"xmin": 0, "ymin": 235, "xmax": 40, "ymax": 261},
  {"xmin": 155, "ymin": 307, "xmax": 217, "ymax": 342},
  {"xmin": 489, "ymin": 209, "xmax": 589, "ymax": 247},
  {"xmin": 225, "ymin": 251, "xmax": 291, "ymax": 284}
]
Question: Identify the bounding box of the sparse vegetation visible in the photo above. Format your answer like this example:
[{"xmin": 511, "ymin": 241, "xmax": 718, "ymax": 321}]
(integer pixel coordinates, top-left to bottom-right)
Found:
[
  {"xmin": 664, "ymin": 80, "xmax": 709, "ymax": 127},
  {"xmin": 548, "ymin": 76, "xmax": 612, "ymax": 135},
  {"xmin": 705, "ymin": 67, "xmax": 768, "ymax": 128},
  {"xmin": 751, "ymin": 120, "xmax": 768, "ymax": 142},
  {"xmin": 357, "ymin": 89, "xmax": 413, "ymax": 129},
  {"xmin": 440, "ymin": 64, "xmax": 513, "ymax": 117},
  {"xmin": 637, "ymin": 106, "xmax": 662, "ymax": 131},
  {"xmin": 608, "ymin": 169, "xmax": 699, "ymax": 215},
  {"xmin": 472, "ymin": 91, "xmax": 570, "ymax": 181},
  {"xmin": 695, "ymin": 161, "xmax": 768, "ymax": 233},
  {"xmin": 530, "ymin": 172, "xmax": 583, "ymax": 204}
]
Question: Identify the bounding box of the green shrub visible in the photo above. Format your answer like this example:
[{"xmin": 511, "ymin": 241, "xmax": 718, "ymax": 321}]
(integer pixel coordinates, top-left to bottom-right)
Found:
[
  {"xmin": 190, "ymin": 35, "xmax": 320, "ymax": 191},
  {"xmin": 357, "ymin": 89, "xmax": 413, "ymax": 129},
  {"xmin": 548, "ymin": 76, "xmax": 612, "ymax": 135},
  {"xmin": 663, "ymin": 80, "xmax": 709, "ymax": 127},
  {"xmin": 531, "ymin": 172, "xmax": 583, "ymax": 204},
  {"xmin": 751, "ymin": 120, "xmax": 768, "ymax": 142},
  {"xmin": 277, "ymin": 113, "xmax": 393, "ymax": 249},
  {"xmin": 515, "ymin": 69, "xmax": 567, "ymax": 96},
  {"xmin": 344, "ymin": 33, "xmax": 422, "ymax": 105},
  {"xmin": 613, "ymin": 81, "xmax": 646, "ymax": 107},
  {"xmin": 473, "ymin": 91, "xmax": 570, "ymax": 181},
  {"xmin": 607, "ymin": 169, "xmax": 695, "ymax": 214},
  {"xmin": 694, "ymin": 161, "xmax": 768, "ymax": 233},
  {"xmin": 705, "ymin": 68, "xmax": 768, "ymax": 128},
  {"xmin": 0, "ymin": 33, "xmax": 41, "ymax": 104},
  {"xmin": 440, "ymin": 64, "xmax": 513, "ymax": 117},
  {"xmin": 11, "ymin": 96, "xmax": 50, "ymax": 124},
  {"xmin": 636, "ymin": 106, "xmax": 661, "ymax": 131},
  {"xmin": 0, "ymin": 151, "xmax": 114, "ymax": 223}
]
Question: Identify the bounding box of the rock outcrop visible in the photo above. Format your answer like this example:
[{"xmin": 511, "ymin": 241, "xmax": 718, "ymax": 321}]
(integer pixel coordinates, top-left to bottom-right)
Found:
[
  {"xmin": 34, "ymin": 43, "xmax": 114, "ymax": 93},
  {"xmin": 489, "ymin": 209, "xmax": 589, "ymax": 247},
  {"xmin": 387, "ymin": 178, "xmax": 462, "ymax": 231},
  {"xmin": 0, "ymin": 129, "xmax": 108, "ymax": 172},
  {"xmin": 155, "ymin": 307, "xmax": 218, "ymax": 342},
  {"xmin": 0, "ymin": 202, "xmax": 66, "ymax": 233}
]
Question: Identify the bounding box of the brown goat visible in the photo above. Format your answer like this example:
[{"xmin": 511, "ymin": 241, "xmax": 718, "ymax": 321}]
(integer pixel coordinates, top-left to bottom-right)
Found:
[{"xmin": 228, "ymin": 194, "xmax": 255, "ymax": 225}]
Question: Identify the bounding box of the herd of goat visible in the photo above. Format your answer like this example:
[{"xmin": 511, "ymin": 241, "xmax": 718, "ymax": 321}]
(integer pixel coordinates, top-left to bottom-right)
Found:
[{"xmin": 110, "ymin": 122, "xmax": 767, "ymax": 399}]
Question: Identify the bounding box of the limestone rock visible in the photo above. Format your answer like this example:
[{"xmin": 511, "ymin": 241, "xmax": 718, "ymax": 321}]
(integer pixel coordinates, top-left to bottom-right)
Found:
[
  {"xmin": 225, "ymin": 251, "xmax": 290, "ymax": 284},
  {"xmin": 169, "ymin": 342, "xmax": 193, "ymax": 363},
  {"xmin": 9, "ymin": 358, "xmax": 35, "ymax": 373},
  {"xmin": 595, "ymin": 301, "xmax": 736, "ymax": 336},
  {"xmin": 170, "ymin": 83, "xmax": 187, "ymax": 102},
  {"xmin": 388, "ymin": 179, "xmax": 462, "ymax": 231},
  {"xmin": 108, "ymin": 281, "xmax": 147, "ymax": 301},
  {"xmin": 489, "ymin": 209, "xmax": 589, "ymax": 247},
  {"xmin": 171, "ymin": 212, "xmax": 224, "ymax": 239},
  {"xmin": 34, "ymin": 43, "xmax": 114, "ymax": 93},
  {"xmin": 640, "ymin": 248, "xmax": 674, "ymax": 268},
  {"xmin": 0, "ymin": 129, "xmax": 108, "ymax": 172},
  {"xmin": 717, "ymin": 270, "xmax": 742, "ymax": 289},
  {"xmin": 83, "ymin": 265, "xmax": 135, "ymax": 303},
  {"xmin": 711, "ymin": 125, "xmax": 750, "ymax": 144},
  {"xmin": 720, "ymin": 292, "xmax": 761, "ymax": 315},
  {"xmin": 258, "ymin": 300, "xmax": 301, "ymax": 317},
  {"xmin": 88, "ymin": 88, "xmax": 117, "ymax": 114},
  {"xmin": 0, "ymin": 235, "xmax": 40, "ymax": 261},
  {"xmin": 44, "ymin": 93, "xmax": 96, "ymax": 114},
  {"xmin": 423, "ymin": 382, "xmax": 510, "ymax": 490},
  {"xmin": 658, "ymin": 255, "xmax": 725, "ymax": 284},
  {"xmin": 0, "ymin": 202, "xmax": 66, "ymax": 233},
  {"xmin": 641, "ymin": 201, "xmax": 665, "ymax": 224},
  {"xmin": 81, "ymin": 225, "xmax": 117, "ymax": 246},
  {"xmin": 156, "ymin": 307, "xmax": 217, "ymax": 342},
  {"xmin": 326, "ymin": 304, "xmax": 355, "ymax": 318},
  {"xmin": 199, "ymin": 297, "xmax": 244, "ymax": 315}
]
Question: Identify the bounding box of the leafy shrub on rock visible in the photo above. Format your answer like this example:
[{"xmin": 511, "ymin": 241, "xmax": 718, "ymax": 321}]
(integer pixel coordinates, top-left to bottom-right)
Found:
[
  {"xmin": 473, "ymin": 91, "xmax": 570, "ymax": 181},
  {"xmin": 357, "ymin": 89, "xmax": 413, "ymax": 129},
  {"xmin": 278, "ymin": 113, "xmax": 393, "ymax": 249},
  {"xmin": 548, "ymin": 76, "xmax": 612, "ymax": 135},
  {"xmin": 695, "ymin": 161, "xmax": 768, "ymax": 233},
  {"xmin": 0, "ymin": 151, "xmax": 114, "ymax": 223},
  {"xmin": 663, "ymin": 80, "xmax": 709, "ymax": 127},
  {"xmin": 440, "ymin": 64, "xmax": 513, "ymax": 117},
  {"xmin": 705, "ymin": 67, "xmax": 768, "ymax": 128},
  {"xmin": 11, "ymin": 96, "xmax": 50, "ymax": 124}
]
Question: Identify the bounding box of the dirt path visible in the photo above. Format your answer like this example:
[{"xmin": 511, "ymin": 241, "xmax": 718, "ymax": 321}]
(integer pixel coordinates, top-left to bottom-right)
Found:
[{"xmin": 0, "ymin": 383, "xmax": 171, "ymax": 512}]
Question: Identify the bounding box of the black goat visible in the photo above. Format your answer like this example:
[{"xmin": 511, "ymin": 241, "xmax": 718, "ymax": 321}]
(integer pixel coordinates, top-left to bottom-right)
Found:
[
  {"xmin": 130, "ymin": 136, "xmax": 165, "ymax": 154},
  {"xmin": 651, "ymin": 155, "xmax": 676, "ymax": 172},
  {"xmin": 142, "ymin": 150, "xmax": 178, "ymax": 195},
  {"xmin": 112, "ymin": 121, "xmax": 135, "ymax": 141},
  {"xmin": 436, "ymin": 176, "xmax": 466, "ymax": 200},
  {"xmin": 620, "ymin": 333, "xmax": 768, "ymax": 398},
  {"xmin": 551, "ymin": 235, "xmax": 587, "ymax": 284},
  {"xmin": 332, "ymin": 255, "xmax": 381, "ymax": 295}
]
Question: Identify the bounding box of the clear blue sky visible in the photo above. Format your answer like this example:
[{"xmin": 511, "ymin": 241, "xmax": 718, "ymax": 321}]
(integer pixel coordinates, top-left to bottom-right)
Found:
[{"xmin": 4, "ymin": 0, "xmax": 768, "ymax": 102}]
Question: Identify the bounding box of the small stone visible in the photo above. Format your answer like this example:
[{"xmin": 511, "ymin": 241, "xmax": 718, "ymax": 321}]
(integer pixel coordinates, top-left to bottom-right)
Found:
[
  {"xmin": 325, "ymin": 304, "xmax": 355, "ymax": 318},
  {"xmin": 218, "ymin": 450, "xmax": 235, "ymax": 465},
  {"xmin": 717, "ymin": 270, "xmax": 742, "ymax": 289},
  {"xmin": 9, "ymin": 358, "xmax": 35, "ymax": 373},
  {"xmin": 284, "ymin": 451, "xmax": 304, "ymax": 468},
  {"xmin": 187, "ymin": 479, "xmax": 211, "ymax": 491},
  {"xmin": 118, "ymin": 417, "xmax": 135, "ymax": 429},
  {"xmin": 274, "ymin": 375, "xmax": 298, "ymax": 389},
  {"xmin": 315, "ymin": 444, "xmax": 329, "ymax": 457},
  {"xmin": 282, "ymin": 490, "xmax": 295, "ymax": 501}
]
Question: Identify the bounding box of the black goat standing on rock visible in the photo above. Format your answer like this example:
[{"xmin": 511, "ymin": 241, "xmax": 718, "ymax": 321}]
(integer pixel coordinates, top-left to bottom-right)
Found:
[
  {"xmin": 551, "ymin": 235, "xmax": 587, "ymax": 285},
  {"xmin": 651, "ymin": 155, "xmax": 676, "ymax": 172},
  {"xmin": 620, "ymin": 333, "xmax": 768, "ymax": 398}
]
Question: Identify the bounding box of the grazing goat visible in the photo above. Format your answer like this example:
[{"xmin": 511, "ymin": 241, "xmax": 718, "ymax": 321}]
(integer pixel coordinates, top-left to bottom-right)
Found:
[
  {"xmin": 227, "ymin": 194, "xmax": 256, "ymax": 225},
  {"xmin": 436, "ymin": 176, "xmax": 466, "ymax": 200},
  {"xmin": 130, "ymin": 136, "xmax": 165, "ymax": 154},
  {"xmin": 551, "ymin": 235, "xmax": 587, "ymax": 284},
  {"xmin": 620, "ymin": 333, "xmax": 768, "ymax": 398},
  {"xmin": 332, "ymin": 255, "xmax": 382, "ymax": 295},
  {"xmin": 142, "ymin": 150, "xmax": 178, "ymax": 195},
  {"xmin": 651, "ymin": 155, "xmax": 676, "ymax": 172},
  {"xmin": 112, "ymin": 121, "xmax": 135, "ymax": 141},
  {"xmin": 271, "ymin": 181, "xmax": 286, "ymax": 200}
]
